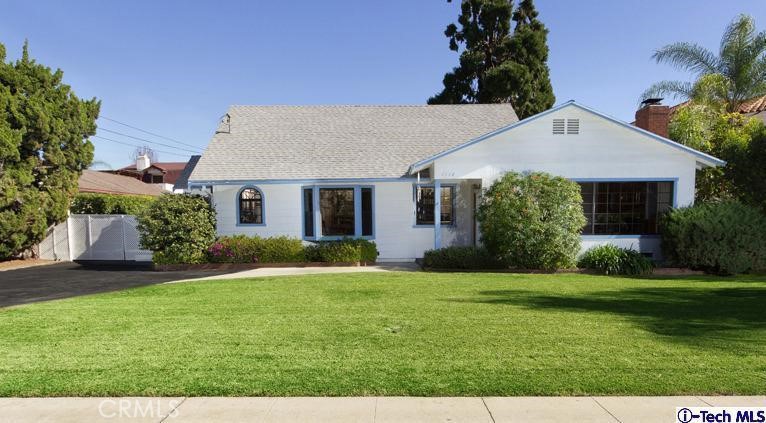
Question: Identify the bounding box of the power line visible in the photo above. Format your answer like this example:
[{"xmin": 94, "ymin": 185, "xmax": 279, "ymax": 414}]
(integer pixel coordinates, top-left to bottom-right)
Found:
[
  {"xmin": 91, "ymin": 135, "xmax": 192, "ymax": 158},
  {"xmin": 98, "ymin": 115, "xmax": 202, "ymax": 150},
  {"xmin": 97, "ymin": 128, "xmax": 202, "ymax": 154}
]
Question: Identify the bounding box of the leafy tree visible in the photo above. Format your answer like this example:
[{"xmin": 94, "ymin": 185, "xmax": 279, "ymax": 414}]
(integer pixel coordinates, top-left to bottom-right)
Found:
[
  {"xmin": 641, "ymin": 14, "xmax": 766, "ymax": 111},
  {"xmin": 477, "ymin": 171, "xmax": 585, "ymax": 270},
  {"xmin": 0, "ymin": 42, "xmax": 99, "ymax": 259},
  {"xmin": 727, "ymin": 124, "xmax": 766, "ymax": 209},
  {"xmin": 429, "ymin": 0, "xmax": 555, "ymax": 118},
  {"xmin": 669, "ymin": 106, "xmax": 764, "ymax": 202}
]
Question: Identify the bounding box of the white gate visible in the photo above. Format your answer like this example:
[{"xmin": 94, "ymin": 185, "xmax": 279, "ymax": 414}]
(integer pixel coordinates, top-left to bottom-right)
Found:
[{"xmin": 39, "ymin": 214, "xmax": 152, "ymax": 262}]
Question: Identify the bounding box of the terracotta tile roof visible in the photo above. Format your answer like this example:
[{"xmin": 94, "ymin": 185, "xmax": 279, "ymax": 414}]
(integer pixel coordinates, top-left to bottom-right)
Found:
[
  {"xmin": 739, "ymin": 95, "xmax": 766, "ymax": 114},
  {"xmin": 78, "ymin": 170, "xmax": 163, "ymax": 196}
]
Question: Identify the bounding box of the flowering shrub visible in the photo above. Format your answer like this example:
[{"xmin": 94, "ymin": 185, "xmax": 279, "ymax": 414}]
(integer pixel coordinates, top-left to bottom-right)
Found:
[
  {"xmin": 206, "ymin": 235, "xmax": 303, "ymax": 263},
  {"xmin": 477, "ymin": 171, "xmax": 586, "ymax": 270}
]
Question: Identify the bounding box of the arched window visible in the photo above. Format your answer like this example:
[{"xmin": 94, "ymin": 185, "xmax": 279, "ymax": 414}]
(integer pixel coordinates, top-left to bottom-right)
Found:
[{"xmin": 238, "ymin": 187, "xmax": 264, "ymax": 224}]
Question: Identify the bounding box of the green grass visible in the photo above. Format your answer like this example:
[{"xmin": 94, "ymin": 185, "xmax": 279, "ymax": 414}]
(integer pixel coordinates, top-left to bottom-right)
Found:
[{"xmin": 1, "ymin": 272, "xmax": 765, "ymax": 396}]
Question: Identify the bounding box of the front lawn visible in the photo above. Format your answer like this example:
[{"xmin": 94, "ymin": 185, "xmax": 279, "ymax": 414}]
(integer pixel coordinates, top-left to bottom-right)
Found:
[{"xmin": 1, "ymin": 272, "xmax": 764, "ymax": 396}]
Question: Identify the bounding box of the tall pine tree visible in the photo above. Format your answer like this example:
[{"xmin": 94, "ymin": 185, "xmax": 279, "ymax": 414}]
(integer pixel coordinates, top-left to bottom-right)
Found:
[
  {"xmin": 0, "ymin": 41, "xmax": 99, "ymax": 259},
  {"xmin": 428, "ymin": 0, "xmax": 555, "ymax": 119}
]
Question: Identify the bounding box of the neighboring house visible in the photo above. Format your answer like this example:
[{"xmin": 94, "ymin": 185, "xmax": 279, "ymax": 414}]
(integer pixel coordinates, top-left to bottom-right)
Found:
[
  {"xmin": 188, "ymin": 101, "xmax": 724, "ymax": 262},
  {"xmin": 113, "ymin": 156, "xmax": 189, "ymax": 192},
  {"xmin": 78, "ymin": 170, "xmax": 163, "ymax": 196},
  {"xmin": 172, "ymin": 155, "xmax": 201, "ymax": 192}
]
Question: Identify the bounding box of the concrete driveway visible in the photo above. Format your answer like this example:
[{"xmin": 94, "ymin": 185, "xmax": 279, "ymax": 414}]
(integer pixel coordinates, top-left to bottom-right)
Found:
[{"xmin": 0, "ymin": 263, "xmax": 234, "ymax": 308}]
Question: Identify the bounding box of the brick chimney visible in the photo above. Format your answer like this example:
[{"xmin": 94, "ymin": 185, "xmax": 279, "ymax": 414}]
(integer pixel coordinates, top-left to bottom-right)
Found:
[{"xmin": 634, "ymin": 98, "xmax": 670, "ymax": 138}]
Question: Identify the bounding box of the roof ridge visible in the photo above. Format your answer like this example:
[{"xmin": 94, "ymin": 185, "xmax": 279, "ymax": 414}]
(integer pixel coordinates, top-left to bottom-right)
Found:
[{"xmin": 228, "ymin": 103, "xmax": 514, "ymax": 108}]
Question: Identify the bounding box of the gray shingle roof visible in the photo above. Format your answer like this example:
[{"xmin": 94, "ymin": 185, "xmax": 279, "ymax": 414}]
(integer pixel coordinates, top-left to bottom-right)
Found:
[{"xmin": 189, "ymin": 104, "xmax": 518, "ymax": 182}]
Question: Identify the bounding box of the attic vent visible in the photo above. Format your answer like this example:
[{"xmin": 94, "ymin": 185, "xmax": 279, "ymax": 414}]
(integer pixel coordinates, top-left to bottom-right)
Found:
[
  {"xmin": 566, "ymin": 118, "xmax": 580, "ymax": 134},
  {"xmin": 552, "ymin": 119, "xmax": 565, "ymax": 134}
]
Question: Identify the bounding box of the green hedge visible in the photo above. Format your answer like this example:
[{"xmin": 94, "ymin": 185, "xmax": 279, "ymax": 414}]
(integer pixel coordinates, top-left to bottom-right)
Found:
[
  {"xmin": 137, "ymin": 194, "xmax": 217, "ymax": 264},
  {"xmin": 71, "ymin": 193, "xmax": 155, "ymax": 215},
  {"xmin": 422, "ymin": 246, "xmax": 504, "ymax": 270},
  {"xmin": 207, "ymin": 236, "xmax": 379, "ymax": 264},
  {"xmin": 578, "ymin": 244, "xmax": 654, "ymax": 275},
  {"xmin": 207, "ymin": 235, "xmax": 305, "ymax": 263},
  {"xmin": 660, "ymin": 201, "xmax": 766, "ymax": 274},
  {"xmin": 304, "ymin": 239, "xmax": 379, "ymax": 263}
]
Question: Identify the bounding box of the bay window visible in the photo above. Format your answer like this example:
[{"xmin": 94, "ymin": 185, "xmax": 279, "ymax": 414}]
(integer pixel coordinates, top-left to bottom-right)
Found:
[{"xmin": 303, "ymin": 186, "xmax": 374, "ymax": 239}]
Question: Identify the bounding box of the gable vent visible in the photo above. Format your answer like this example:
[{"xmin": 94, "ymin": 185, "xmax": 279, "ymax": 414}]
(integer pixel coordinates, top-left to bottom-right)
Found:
[
  {"xmin": 552, "ymin": 119, "xmax": 565, "ymax": 134},
  {"xmin": 566, "ymin": 118, "xmax": 580, "ymax": 134}
]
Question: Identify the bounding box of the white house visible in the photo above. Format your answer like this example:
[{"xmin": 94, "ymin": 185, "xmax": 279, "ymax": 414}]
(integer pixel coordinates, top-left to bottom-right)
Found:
[{"xmin": 188, "ymin": 100, "xmax": 724, "ymax": 262}]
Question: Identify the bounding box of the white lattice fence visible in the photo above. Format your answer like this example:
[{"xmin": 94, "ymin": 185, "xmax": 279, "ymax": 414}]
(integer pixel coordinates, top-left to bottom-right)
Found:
[{"xmin": 38, "ymin": 214, "xmax": 152, "ymax": 262}]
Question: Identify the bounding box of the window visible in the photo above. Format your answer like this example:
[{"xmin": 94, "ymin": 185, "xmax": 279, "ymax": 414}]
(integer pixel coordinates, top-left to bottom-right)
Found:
[
  {"xmin": 361, "ymin": 187, "xmax": 373, "ymax": 236},
  {"xmin": 579, "ymin": 181, "xmax": 673, "ymax": 235},
  {"xmin": 238, "ymin": 187, "xmax": 263, "ymax": 224},
  {"xmin": 320, "ymin": 188, "xmax": 355, "ymax": 236},
  {"xmin": 303, "ymin": 186, "xmax": 374, "ymax": 239},
  {"xmin": 416, "ymin": 185, "xmax": 454, "ymax": 225},
  {"xmin": 303, "ymin": 188, "xmax": 314, "ymax": 237}
]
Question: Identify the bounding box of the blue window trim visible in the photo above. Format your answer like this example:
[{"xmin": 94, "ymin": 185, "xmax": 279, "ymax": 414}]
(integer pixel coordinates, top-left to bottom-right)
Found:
[
  {"xmin": 236, "ymin": 185, "xmax": 266, "ymax": 227},
  {"xmin": 412, "ymin": 183, "xmax": 457, "ymax": 228},
  {"xmin": 301, "ymin": 184, "xmax": 375, "ymax": 241},
  {"xmin": 572, "ymin": 178, "xmax": 678, "ymax": 237}
]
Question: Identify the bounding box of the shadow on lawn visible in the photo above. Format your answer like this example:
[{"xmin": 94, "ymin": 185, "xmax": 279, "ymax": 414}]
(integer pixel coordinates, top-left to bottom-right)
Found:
[{"xmin": 453, "ymin": 286, "xmax": 766, "ymax": 347}]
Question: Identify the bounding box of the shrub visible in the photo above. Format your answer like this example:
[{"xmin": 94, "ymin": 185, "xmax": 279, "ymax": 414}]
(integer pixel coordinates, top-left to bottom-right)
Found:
[
  {"xmin": 207, "ymin": 235, "xmax": 305, "ymax": 263},
  {"xmin": 422, "ymin": 246, "xmax": 504, "ymax": 270},
  {"xmin": 578, "ymin": 244, "xmax": 653, "ymax": 275},
  {"xmin": 70, "ymin": 193, "xmax": 155, "ymax": 215},
  {"xmin": 661, "ymin": 201, "xmax": 766, "ymax": 274},
  {"xmin": 477, "ymin": 171, "xmax": 586, "ymax": 270},
  {"xmin": 137, "ymin": 194, "xmax": 217, "ymax": 264},
  {"xmin": 304, "ymin": 239, "xmax": 379, "ymax": 263}
]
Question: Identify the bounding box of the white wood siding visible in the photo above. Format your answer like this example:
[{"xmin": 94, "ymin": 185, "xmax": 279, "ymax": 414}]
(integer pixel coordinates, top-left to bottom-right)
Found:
[
  {"xmin": 212, "ymin": 180, "xmax": 476, "ymax": 261},
  {"xmin": 431, "ymin": 106, "xmax": 697, "ymax": 207}
]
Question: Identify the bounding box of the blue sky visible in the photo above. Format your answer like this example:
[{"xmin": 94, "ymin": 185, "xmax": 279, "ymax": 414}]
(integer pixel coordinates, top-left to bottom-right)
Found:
[{"xmin": 1, "ymin": 0, "xmax": 764, "ymax": 168}]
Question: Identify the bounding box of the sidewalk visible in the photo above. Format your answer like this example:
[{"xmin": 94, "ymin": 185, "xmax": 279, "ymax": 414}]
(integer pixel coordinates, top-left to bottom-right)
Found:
[
  {"xmin": 1, "ymin": 396, "xmax": 764, "ymax": 422},
  {"xmin": 170, "ymin": 262, "xmax": 420, "ymax": 283}
]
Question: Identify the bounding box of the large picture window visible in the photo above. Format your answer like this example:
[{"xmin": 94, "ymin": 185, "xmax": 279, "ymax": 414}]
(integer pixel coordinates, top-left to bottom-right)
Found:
[
  {"xmin": 579, "ymin": 181, "xmax": 673, "ymax": 235},
  {"xmin": 416, "ymin": 185, "xmax": 454, "ymax": 225},
  {"xmin": 239, "ymin": 187, "xmax": 264, "ymax": 224},
  {"xmin": 320, "ymin": 188, "xmax": 355, "ymax": 236},
  {"xmin": 304, "ymin": 186, "xmax": 374, "ymax": 238}
]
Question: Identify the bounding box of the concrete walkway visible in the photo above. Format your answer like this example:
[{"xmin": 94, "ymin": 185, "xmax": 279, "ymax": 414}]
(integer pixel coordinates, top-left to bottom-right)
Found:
[
  {"xmin": 172, "ymin": 262, "xmax": 420, "ymax": 283},
  {"xmin": 1, "ymin": 396, "xmax": 763, "ymax": 422}
]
